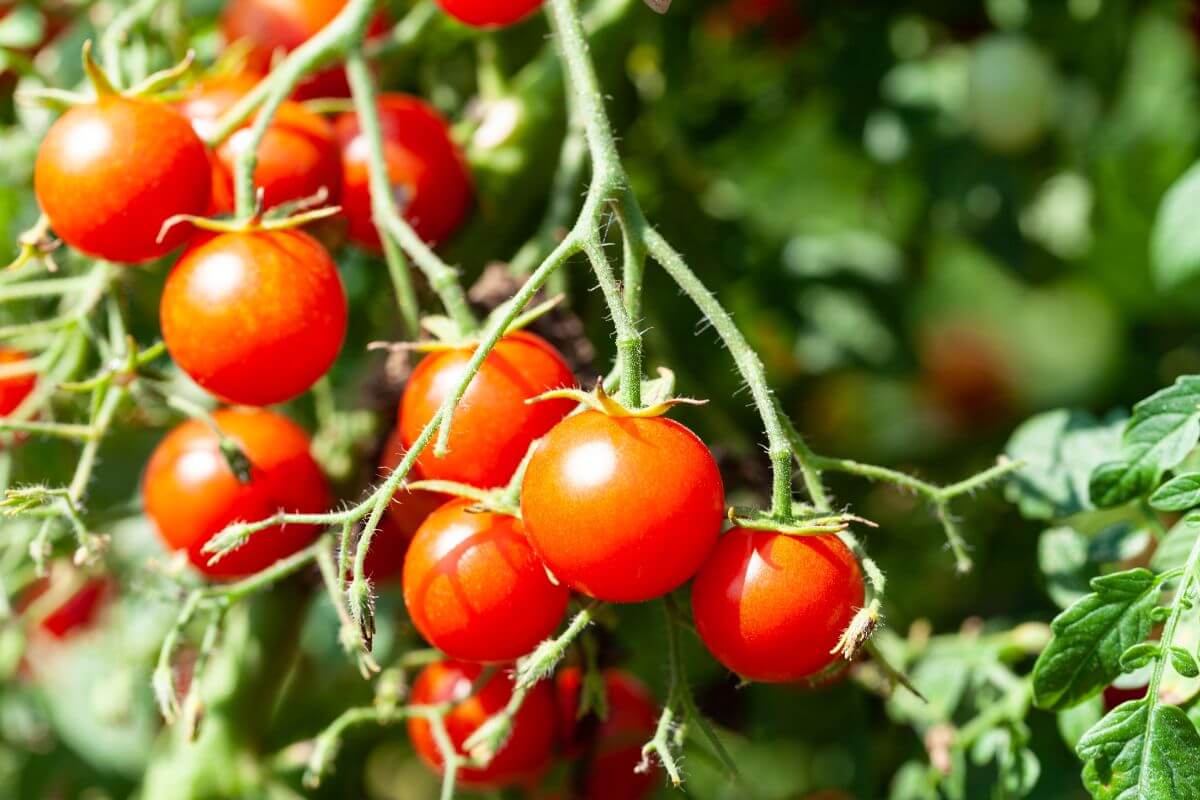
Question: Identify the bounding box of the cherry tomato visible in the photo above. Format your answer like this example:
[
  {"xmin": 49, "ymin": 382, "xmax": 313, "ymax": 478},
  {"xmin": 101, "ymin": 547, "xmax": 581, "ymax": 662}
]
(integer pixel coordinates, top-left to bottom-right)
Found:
[
  {"xmin": 20, "ymin": 574, "xmax": 110, "ymax": 639},
  {"xmin": 0, "ymin": 348, "xmax": 36, "ymax": 417},
  {"xmin": 178, "ymin": 76, "xmax": 342, "ymax": 214},
  {"xmin": 691, "ymin": 528, "xmax": 864, "ymax": 682},
  {"xmin": 556, "ymin": 667, "xmax": 659, "ymax": 800},
  {"xmin": 408, "ymin": 660, "xmax": 557, "ymax": 789},
  {"xmin": 142, "ymin": 408, "xmax": 331, "ymax": 579},
  {"xmin": 399, "ymin": 332, "xmax": 575, "ymax": 488},
  {"xmin": 520, "ymin": 411, "xmax": 724, "ymax": 603},
  {"xmin": 160, "ymin": 229, "xmax": 347, "ymax": 406},
  {"xmin": 437, "ymin": 0, "xmax": 542, "ymax": 28},
  {"xmin": 34, "ymin": 96, "xmax": 211, "ymax": 263},
  {"xmin": 335, "ymin": 94, "xmax": 472, "ymax": 248},
  {"xmin": 403, "ymin": 498, "xmax": 568, "ymax": 662},
  {"xmin": 220, "ymin": 0, "xmax": 387, "ymax": 100}
]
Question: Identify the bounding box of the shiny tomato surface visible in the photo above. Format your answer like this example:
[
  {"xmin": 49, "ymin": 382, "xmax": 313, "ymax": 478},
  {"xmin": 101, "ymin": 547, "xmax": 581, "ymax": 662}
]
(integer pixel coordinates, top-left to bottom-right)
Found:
[
  {"xmin": 35, "ymin": 97, "xmax": 211, "ymax": 263},
  {"xmin": 142, "ymin": 408, "xmax": 331, "ymax": 579},
  {"xmin": 160, "ymin": 229, "xmax": 347, "ymax": 406},
  {"xmin": 691, "ymin": 528, "xmax": 864, "ymax": 682},
  {"xmin": 521, "ymin": 410, "xmax": 724, "ymax": 602}
]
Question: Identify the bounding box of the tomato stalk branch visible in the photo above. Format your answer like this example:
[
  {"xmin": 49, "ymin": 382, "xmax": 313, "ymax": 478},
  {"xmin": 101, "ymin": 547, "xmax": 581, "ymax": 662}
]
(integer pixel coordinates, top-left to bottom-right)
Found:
[{"xmin": 344, "ymin": 50, "xmax": 476, "ymax": 336}]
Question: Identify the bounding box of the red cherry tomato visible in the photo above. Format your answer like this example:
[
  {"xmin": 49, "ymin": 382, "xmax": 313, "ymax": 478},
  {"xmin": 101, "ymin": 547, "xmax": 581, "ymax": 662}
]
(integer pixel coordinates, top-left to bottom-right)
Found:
[
  {"xmin": 691, "ymin": 528, "xmax": 864, "ymax": 682},
  {"xmin": 220, "ymin": 0, "xmax": 387, "ymax": 100},
  {"xmin": 142, "ymin": 408, "xmax": 331, "ymax": 579},
  {"xmin": 399, "ymin": 332, "xmax": 576, "ymax": 489},
  {"xmin": 160, "ymin": 229, "xmax": 347, "ymax": 406},
  {"xmin": 556, "ymin": 667, "xmax": 659, "ymax": 800},
  {"xmin": 34, "ymin": 97, "xmax": 211, "ymax": 263},
  {"xmin": 0, "ymin": 348, "xmax": 36, "ymax": 417},
  {"xmin": 408, "ymin": 660, "xmax": 557, "ymax": 789},
  {"xmin": 20, "ymin": 575, "xmax": 110, "ymax": 640},
  {"xmin": 403, "ymin": 498, "xmax": 568, "ymax": 662},
  {"xmin": 437, "ymin": 0, "xmax": 542, "ymax": 28},
  {"xmin": 335, "ymin": 94, "xmax": 472, "ymax": 248},
  {"xmin": 520, "ymin": 410, "xmax": 724, "ymax": 603},
  {"xmin": 178, "ymin": 76, "xmax": 343, "ymax": 214}
]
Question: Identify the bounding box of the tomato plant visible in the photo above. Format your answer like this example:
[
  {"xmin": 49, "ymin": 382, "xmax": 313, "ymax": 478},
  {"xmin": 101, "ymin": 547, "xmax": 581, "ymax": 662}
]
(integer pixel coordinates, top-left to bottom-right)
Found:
[
  {"xmin": 160, "ymin": 229, "xmax": 347, "ymax": 406},
  {"xmin": 0, "ymin": 347, "xmax": 35, "ymax": 418},
  {"xmin": 336, "ymin": 93, "xmax": 472, "ymax": 247},
  {"xmin": 403, "ymin": 498, "xmax": 569, "ymax": 662},
  {"xmin": 34, "ymin": 96, "xmax": 211, "ymax": 263},
  {"xmin": 408, "ymin": 660, "xmax": 558, "ymax": 789},
  {"xmin": 141, "ymin": 407, "xmax": 331, "ymax": 579},
  {"xmin": 520, "ymin": 409, "xmax": 724, "ymax": 602},
  {"xmin": 398, "ymin": 331, "xmax": 576, "ymax": 488}
]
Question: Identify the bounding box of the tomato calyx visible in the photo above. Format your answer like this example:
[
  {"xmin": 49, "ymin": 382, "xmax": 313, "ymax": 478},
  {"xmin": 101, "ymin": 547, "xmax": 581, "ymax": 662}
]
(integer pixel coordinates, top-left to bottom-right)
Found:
[
  {"xmin": 157, "ymin": 193, "xmax": 341, "ymax": 243},
  {"xmin": 726, "ymin": 505, "xmax": 877, "ymax": 537},
  {"xmin": 830, "ymin": 599, "xmax": 880, "ymax": 664},
  {"xmin": 5, "ymin": 215, "xmax": 59, "ymax": 271},
  {"xmin": 527, "ymin": 373, "xmax": 705, "ymax": 419},
  {"xmin": 21, "ymin": 41, "xmax": 197, "ymax": 110}
]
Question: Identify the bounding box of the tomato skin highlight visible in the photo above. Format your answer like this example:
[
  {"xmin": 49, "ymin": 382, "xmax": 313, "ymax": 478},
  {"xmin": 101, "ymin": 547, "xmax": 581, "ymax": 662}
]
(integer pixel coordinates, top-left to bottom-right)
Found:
[
  {"xmin": 556, "ymin": 667, "xmax": 659, "ymax": 800},
  {"xmin": 408, "ymin": 660, "xmax": 558, "ymax": 789},
  {"xmin": 34, "ymin": 97, "xmax": 211, "ymax": 263},
  {"xmin": 178, "ymin": 76, "xmax": 342, "ymax": 214},
  {"xmin": 0, "ymin": 348, "xmax": 35, "ymax": 418},
  {"xmin": 336, "ymin": 94, "xmax": 472, "ymax": 248},
  {"xmin": 403, "ymin": 498, "xmax": 569, "ymax": 662},
  {"xmin": 520, "ymin": 411, "xmax": 724, "ymax": 603},
  {"xmin": 691, "ymin": 528, "xmax": 864, "ymax": 682},
  {"xmin": 142, "ymin": 408, "xmax": 331, "ymax": 579},
  {"xmin": 398, "ymin": 332, "xmax": 576, "ymax": 488},
  {"xmin": 437, "ymin": 0, "xmax": 543, "ymax": 28},
  {"xmin": 160, "ymin": 229, "xmax": 347, "ymax": 406}
]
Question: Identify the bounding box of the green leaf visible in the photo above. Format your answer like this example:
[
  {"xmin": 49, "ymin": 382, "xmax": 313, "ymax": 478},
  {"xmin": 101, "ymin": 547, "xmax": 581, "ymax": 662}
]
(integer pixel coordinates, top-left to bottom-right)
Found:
[
  {"xmin": 1152, "ymin": 161, "xmax": 1200, "ymax": 290},
  {"xmin": 1078, "ymin": 700, "xmax": 1200, "ymax": 799},
  {"xmin": 1005, "ymin": 409, "xmax": 1126, "ymax": 520},
  {"xmin": 1040, "ymin": 526, "xmax": 1093, "ymax": 609},
  {"xmin": 1150, "ymin": 472, "xmax": 1200, "ymax": 511},
  {"xmin": 1119, "ymin": 643, "xmax": 1162, "ymax": 671},
  {"xmin": 1152, "ymin": 517, "xmax": 1200, "ymax": 572},
  {"xmin": 1171, "ymin": 646, "xmax": 1200, "ymax": 678},
  {"xmin": 1032, "ymin": 569, "xmax": 1162, "ymax": 711},
  {"xmin": 1090, "ymin": 377, "xmax": 1200, "ymax": 508}
]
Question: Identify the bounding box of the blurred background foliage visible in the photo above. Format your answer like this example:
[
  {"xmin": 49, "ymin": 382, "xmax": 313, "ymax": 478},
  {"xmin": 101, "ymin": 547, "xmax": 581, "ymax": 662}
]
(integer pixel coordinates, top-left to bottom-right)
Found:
[{"xmin": 3, "ymin": 0, "xmax": 1200, "ymax": 797}]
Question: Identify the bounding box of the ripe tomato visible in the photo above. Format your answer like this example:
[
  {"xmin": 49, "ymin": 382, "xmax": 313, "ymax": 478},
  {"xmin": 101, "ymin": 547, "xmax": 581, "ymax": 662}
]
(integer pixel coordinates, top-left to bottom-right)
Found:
[
  {"xmin": 437, "ymin": 0, "xmax": 542, "ymax": 28},
  {"xmin": 142, "ymin": 408, "xmax": 331, "ymax": 579},
  {"xmin": 398, "ymin": 332, "xmax": 575, "ymax": 488},
  {"xmin": 408, "ymin": 660, "xmax": 557, "ymax": 789},
  {"xmin": 520, "ymin": 411, "xmax": 724, "ymax": 602},
  {"xmin": 178, "ymin": 76, "xmax": 343, "ymax": 214},
  {"xmin": 34, "ymin": 97, "xmax": 211, "ymax": 263},
  {"xmin": 691, "ymin": 528, "xmax": 864, "ymax": 682},
  {"xmin": 221, "ymin": 0, "xmax": 386, "ymax": 100},
  {"xmin": 403, "ymin": 498, "xmax": 568, "ymax": 662},
  {"xmin": 335, "ymin": 94, "xmax": 472, "ymax": 248},
  {"xmin": 0, "ymin": 348, "xmax": 36, "ymax": 417},
  {"xmin": 160, "ymin": 229, "xmax": 347, "ymax": 406},
  {"xmin": 556, "ymin": 667, "xmax": 659, "ymax": 800}
]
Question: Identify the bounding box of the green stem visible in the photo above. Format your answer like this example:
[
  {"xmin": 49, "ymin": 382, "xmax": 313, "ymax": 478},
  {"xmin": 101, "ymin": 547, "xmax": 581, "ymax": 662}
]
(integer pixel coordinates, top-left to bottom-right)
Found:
[
  {"xmin": 645, "ymin": 230, "xmax": 797, "ymax": 519},
  {"xmin": 582, "ymin": 238, "xmax": 642, "ymax": 408}
]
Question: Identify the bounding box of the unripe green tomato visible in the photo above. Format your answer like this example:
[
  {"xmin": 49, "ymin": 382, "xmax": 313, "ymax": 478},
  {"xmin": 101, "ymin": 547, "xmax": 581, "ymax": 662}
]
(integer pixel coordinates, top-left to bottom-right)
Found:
[{"xmin": 967, "ymin": 34, "xmax": 1056, "ymax": 153}]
